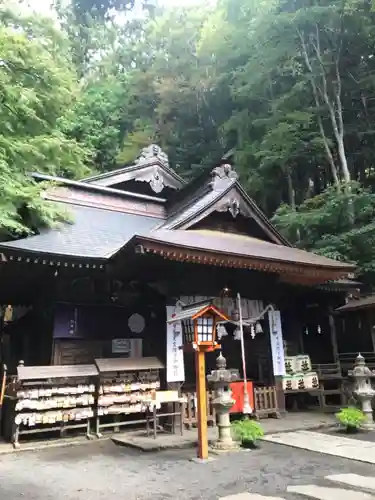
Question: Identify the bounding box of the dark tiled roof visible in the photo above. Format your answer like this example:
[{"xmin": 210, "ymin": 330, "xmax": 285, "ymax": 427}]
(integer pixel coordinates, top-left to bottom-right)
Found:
[
  {"xmin": 135, "ymin": 229, "xmax": 355, "ymax": 271},
  {"xmin": 0, "ymin": 205, "xmax": 162, "ymax": 259},
  {"xmin": 163, "ymin": 164, "xmax": 290, "ymax": 246},
  {"xmin": 165, "ymin": 164, "xmax": 214, "ymax": 214},
  {"xmin": 161, "ymin": 183, "xmax": 234, "ymax": 229},
  {"xmin": 336, "ymin": 295, "xmax": 375, "ymax": 312}
]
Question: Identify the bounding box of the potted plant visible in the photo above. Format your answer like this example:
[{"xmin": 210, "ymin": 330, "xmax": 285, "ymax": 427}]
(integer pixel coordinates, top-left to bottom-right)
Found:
[
  {"xmin": 335, "ymin": 407, "xmax": 366, "ymax": 433},
  {"xmin": 231, "ymin": 418, "xmax": 264, "ymax": 448}
]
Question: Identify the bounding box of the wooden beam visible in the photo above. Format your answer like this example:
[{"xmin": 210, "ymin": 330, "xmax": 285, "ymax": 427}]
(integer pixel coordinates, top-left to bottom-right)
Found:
[{"xmin": 328, "ymin": 307, "xmax": 339, "ymax": 363}]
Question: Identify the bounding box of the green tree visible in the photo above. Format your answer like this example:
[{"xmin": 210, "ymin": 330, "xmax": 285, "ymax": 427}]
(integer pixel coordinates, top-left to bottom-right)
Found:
[
  {"xmin": 0, "ymin": 6, "xmax": 89, "ymax": 236},
  {"xmin": 272, "ymin": 183, "xmax": 375, "ymax": 283},
  {"xmin": 61, "ymin": 75, "xmax": 128, "ymax": 171},
  {"xmin": 113, "ymin": 6, "xmax": 233, "ymax": 176}
]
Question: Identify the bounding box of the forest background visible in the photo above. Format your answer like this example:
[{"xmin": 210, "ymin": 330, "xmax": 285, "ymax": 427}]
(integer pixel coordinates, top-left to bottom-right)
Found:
[{"xmin": 2, "ymin": 0, "xmax": 375, "ymax": 285}]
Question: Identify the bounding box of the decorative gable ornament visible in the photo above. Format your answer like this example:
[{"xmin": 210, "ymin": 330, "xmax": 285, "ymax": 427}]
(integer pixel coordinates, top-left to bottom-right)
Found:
[
  {"xmin": 135, "ymin": 144, "xmax": 169, "ymax": 168},
  {"xmin": 215, "ymin": 191, "xmax": 253, "ymax": 220},
  {"xmin": 81, "ymin": 143, "xmax": 184, "ymax": 194},
  {"xmin": 227, "ymin": 198, "xmax": 240, "ymax": 218},
  {"xmin": 210, "ymin": 163, "xmax": 238, "ymax": 190},
  {"xmin": 129, "ymin": 144, "xmax": 183, "ymax": 194},
  {"xmin": 149, "ymin": 169, "xmax": 164, "ymax": 193}
]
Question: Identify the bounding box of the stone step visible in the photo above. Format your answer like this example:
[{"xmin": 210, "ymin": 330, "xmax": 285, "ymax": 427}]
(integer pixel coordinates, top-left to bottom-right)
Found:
[
  {"xmin": 287, "ymin": 485, "xmax": 375, "ymax": 500},
  {"xmin": 219, "ymin": 494, "xmax": 284, "ymax": 499},
  {"xmin": 218, "ymin": 474, "xmax": 375, "ymax": 500},
  {"xmin": 327, "ymin": 474, "xmax": 375, "ymax": 493},
  {"xmin": 263, "ymin": 430, "xmax": 375, "ymax": 464}
]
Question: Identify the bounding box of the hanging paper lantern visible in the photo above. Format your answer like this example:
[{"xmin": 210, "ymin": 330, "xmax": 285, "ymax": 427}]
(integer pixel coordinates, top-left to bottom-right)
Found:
[
  {"xmin": 217, "ymin": 323, "xmax": 228, "ymax": 340},
  {"xmin": 250, "ymin": 324, "xmax": 256, "ymax": 339},
  {"xmin": 233, "ymin": 327, "xmax": 241, "ymax": 340},
  {"xmin": 255, "ymin": 322, "xmax": 263, "ymax": 334}
]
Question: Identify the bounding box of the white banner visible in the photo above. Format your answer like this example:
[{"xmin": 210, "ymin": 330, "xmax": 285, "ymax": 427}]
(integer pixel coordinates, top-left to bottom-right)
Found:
[
  {"xmin": 166, "ymin": 305, "xmax": 185, "ymax": 383},
  {"xmin": 268, "ymin": 310, "xmax": 286, "ymax": 376}
]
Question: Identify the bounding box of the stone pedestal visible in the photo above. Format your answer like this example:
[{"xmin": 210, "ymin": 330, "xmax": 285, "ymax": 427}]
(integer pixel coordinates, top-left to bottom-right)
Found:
[
  {"xmin": 349, "ymin": 353, "xmax": 375, "ymax": 429},
  {"xmin": 212, "ymin": 393, "xmax": 239, "ymax": 451},
  {"xmin": 361, "ymin": 397, "xmax": 375, "ymax": 429},
  {"xmin": 207, "ymin": 353, "xmax": 240, "ymax": 452}
]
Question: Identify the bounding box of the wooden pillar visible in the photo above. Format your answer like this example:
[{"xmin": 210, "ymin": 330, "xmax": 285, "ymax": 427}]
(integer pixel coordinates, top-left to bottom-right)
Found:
[
  {"xmin": 195, "ymin": 349, "xmax": 208, "ymax": 460},
  {"xmin": 369, "ymin": 311, "xmax": 375, "ymax": 353},
  {"xmin": 328, "ymin": 307, "xmax": 339, "ymax": 363},
  {"xmin": 274, "ymin": 376, "xmax": 286, "ymax": 415}
]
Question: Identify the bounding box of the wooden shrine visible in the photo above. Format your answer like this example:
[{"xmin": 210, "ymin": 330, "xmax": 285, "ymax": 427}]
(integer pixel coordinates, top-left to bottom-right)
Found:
[{"xmin": 0, "ymin": 145, "xmax": 361, "ymax": 442}]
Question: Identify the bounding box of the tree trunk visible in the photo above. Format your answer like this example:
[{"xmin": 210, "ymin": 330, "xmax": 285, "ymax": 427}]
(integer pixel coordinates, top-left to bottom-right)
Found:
[
  {"xmin": 298, "ymin": 25, "xmax": 350, "ymax": 185},
  {"xmin": 296, "ymin": 28, "xmax": 340, "ymax": 186},
  {"xmin": 286, "ymin": 168, "xmax": 296, "ymax": 210},
  {"xmin": 337, "ymin": 136, "xmax": 351, "ymax": 183},
  {"xmin": 317, "ymin": 116, "xmax": 340, "ymax": 185}
]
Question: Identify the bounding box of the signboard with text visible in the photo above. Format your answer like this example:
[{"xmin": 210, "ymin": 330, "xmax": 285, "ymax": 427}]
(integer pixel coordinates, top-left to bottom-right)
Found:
[
  {"xmin": 267, "ymin": 309, "xmax": 286, "ymax": 376},
  {"xmin": 166, "ymin": 305, "xmax": 185, "ymax": 383}
]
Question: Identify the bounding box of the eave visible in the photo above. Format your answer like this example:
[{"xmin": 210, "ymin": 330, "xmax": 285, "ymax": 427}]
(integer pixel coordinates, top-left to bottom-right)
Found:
[{"xmin": 111, "ymin": 230, "xmax": 355, "ymax": 286}]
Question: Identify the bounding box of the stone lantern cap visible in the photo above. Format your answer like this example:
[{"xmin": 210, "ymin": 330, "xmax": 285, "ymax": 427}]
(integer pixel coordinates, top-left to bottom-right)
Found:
[
  {"xmin": 216, "ymin": 352, "xmax": 227, "ymax": 369},
  {"xmin": 207, "ymin": 352, "xmax": 240, "ymax": 384},
  {"xmin": 348, "ymin": 353, "xmax": 375, "ymax": 378}
]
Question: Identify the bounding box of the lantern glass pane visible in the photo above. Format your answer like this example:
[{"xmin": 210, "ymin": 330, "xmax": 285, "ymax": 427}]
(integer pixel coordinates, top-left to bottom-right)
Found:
[
  {"xmin": 197, "ymin": 315, "xmax": 214, "ymax": 342},
  {"xmin": 182, "ymin": 319, "xmax": 194, "ymax": 344}
]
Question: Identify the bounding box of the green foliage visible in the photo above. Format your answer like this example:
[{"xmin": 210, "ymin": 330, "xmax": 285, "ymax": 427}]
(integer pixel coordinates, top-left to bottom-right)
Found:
[
  {"xmin": 71, "ymin": 0, "xmax": 135, "ymax": 20},
  {"xmin": 231, "ymin": 418, "xmax": 264, "ymax": 444},
  {"xmin": 272, "ymin": 182, "xmax": 375, "ymax": 282},
  {"xmin": 113, "ymin": 6, "xmax": 231, "ymax": 177},
  {"xmin": 5, "ymin": 0, "xmax": 375, "ymax": 284},
  {"xmin": 61, "ymin": 75, "xmax": 127, "ymax": 171},
  {"xmin": 335, "ymin": 407, "xmax": 366, "ymax": 429},
  {"xmin": 0, "ymin": 6, "xmax": 89, "ymax": 237}
]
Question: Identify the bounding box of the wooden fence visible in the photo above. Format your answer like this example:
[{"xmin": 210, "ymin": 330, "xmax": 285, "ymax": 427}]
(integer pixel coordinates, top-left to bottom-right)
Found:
[
  {"xmin": 181, "ymin": 390, "xmax": 216, "ymax": 428},
  {"xmin": 181, "ymin": 384, "xmax": 279, "ymax": 426},
  {"xmin": 253, "ymin": 386, "xmax": 279, "ymax": 418}
]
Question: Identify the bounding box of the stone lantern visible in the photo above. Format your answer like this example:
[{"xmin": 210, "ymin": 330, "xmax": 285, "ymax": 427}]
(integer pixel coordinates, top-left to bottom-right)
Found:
[
  {"xmin": 348, "ymin": 353, "xmax": 375, "ymax": 428},
  {"xmin": 207, "ymin": 352, "xmax": 240, "ymax": 451}
]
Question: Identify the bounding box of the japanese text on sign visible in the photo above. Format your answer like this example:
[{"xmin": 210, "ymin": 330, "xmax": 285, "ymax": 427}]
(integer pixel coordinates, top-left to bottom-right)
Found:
[
  {"xmin": 166, "ymin": 305, "xmax": 185, "ymax": 382},
  {"xmin": 267, "ymin": 310, "xmax": 286, "ymax": 376}
]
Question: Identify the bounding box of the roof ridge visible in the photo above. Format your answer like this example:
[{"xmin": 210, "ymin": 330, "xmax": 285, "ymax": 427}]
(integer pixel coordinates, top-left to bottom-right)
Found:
[
  {"xmin": 159, "ymin": 181, "xmax": 236, "ymax": 230},
  {"xmin": 82, "ymin": 144, "xmax": 185, "ymax": 185},
  {"xmin": 31, "ymin": 173, "xmax": 167, "ymax": 203}
]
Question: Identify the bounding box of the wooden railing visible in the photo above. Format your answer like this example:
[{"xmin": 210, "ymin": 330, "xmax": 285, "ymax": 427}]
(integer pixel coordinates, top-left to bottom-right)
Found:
[
  {"xmin": 253, "ymin": 386, "xmax": 278, "ymax": 418},
  {"xmin": 181, "ymin": 385, "xmax": 279, "ymax": 424},
  {"xmin": 181, "ymin": 390, "xmax": 216, "ymax": 429},
  {"xmin": 311, "ymin": 363, "xmax": 341, "ymax": 380}
]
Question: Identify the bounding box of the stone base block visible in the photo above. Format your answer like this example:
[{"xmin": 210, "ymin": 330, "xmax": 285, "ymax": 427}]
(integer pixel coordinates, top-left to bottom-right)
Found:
[
  {"xmin": 190, "ymin": 456, "xmax": 216, "ymax": 464},
  {"xmin": 210, "ymin": 441, "xmax": 240, "ymax": 453}
]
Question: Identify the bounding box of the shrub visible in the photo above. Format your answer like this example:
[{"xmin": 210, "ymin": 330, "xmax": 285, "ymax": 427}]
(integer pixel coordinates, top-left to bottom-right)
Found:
[
  {"xmin": 335, "ymin": 407, "xmax": 366, "ymax": 430},
  {"xmin": 231, "ymin": 418, "xmax": 264, "ymax": 445}
]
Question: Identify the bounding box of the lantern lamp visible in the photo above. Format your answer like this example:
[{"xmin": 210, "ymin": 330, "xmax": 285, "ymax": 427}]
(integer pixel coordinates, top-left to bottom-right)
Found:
[
  {"xmin": 168, "ymin": 300, "xmax": 228, "ymax": 351},
  {"xmin": 168, "ymin": 300, "xmax": 229, "ymax": 461}
]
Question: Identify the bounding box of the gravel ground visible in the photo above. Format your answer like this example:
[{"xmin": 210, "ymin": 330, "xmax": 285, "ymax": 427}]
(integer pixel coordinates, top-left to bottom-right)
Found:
[{"xmin": 0, "ymin": 440, "xmax": 374, "ymax": 500}]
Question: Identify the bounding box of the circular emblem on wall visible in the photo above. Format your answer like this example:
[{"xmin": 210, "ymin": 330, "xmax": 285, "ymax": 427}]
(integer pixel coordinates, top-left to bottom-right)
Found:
[{"xmin": 128, "ymin": 313, "xmax": 145, "ymax": 333}]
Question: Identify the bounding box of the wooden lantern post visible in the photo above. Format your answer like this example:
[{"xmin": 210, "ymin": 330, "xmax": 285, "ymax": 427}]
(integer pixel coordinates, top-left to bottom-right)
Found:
[{"xmin": 168, "ymin": 300, "xmax": 228, "ymax": 460}]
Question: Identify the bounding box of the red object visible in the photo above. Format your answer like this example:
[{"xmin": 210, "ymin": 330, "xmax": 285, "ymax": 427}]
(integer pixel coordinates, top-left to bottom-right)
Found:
[{"xmin": 230, "ymin": 381, "xmax": 254, "ymax": 414}]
